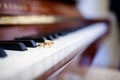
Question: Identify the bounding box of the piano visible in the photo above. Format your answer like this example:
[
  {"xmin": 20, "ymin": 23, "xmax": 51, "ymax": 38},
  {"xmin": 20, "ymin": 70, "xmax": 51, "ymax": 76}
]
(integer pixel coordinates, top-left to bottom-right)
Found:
[{"xmin": 0, "ymin": 0, "xmax": 109, "ymax": 80}]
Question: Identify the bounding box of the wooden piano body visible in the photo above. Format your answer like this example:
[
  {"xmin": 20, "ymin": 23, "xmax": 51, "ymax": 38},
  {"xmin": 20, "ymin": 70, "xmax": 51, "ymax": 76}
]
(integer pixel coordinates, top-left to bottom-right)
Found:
[{"xmin": 0, "ymin": 0, "xmax": 110, "ymax": 80}]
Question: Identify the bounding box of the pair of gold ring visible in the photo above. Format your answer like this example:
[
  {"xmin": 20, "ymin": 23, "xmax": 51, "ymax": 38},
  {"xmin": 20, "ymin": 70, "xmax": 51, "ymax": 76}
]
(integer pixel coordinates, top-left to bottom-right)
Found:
[{"xmin": 38, "ymin": 40, "xmax": 54, "ymax": 48}]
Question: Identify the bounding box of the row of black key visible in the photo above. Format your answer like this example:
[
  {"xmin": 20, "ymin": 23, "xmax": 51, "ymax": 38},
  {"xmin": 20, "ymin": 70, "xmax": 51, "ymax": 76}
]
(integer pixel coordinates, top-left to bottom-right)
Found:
[
  {"xmin": 0, "ymin": 40, "xmax": 37, "ymax": 51},
  {"xmin": 0, "ymin": 27, "xmax": 80, "ymax": 58}
]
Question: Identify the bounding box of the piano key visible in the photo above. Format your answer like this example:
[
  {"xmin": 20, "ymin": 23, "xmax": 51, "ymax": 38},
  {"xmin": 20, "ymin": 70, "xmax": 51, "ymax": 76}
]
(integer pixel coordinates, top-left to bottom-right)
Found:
[
  {"xmin": 57, "ymin": 31, "xmax": 70, "ymax": 36},
  {"xmin": 50, "ymin": 33, "xmax": 59, "ymax": 38},
  {"xmin": 0, "ymin": 42, "xmax": 27, "ymax": 51},
  {"xmin": 45, "ymin": 34, "xmax": 54, "ymax": 40},
  {"xmin": 0, "ymin": 48, "xmax": 7, "ymax": 58},
  {"xmin": 15, "ymin": 37, "xmax": 47, "ymax": 42},
  {"xmin": 69, "ymin": 28, "xmax": 78, "ymax": 32},
  {"xmin": 0, "ymin": 23, "xmax": 107, "ymax": 80},
  {"xmin": 0, "ymin": 40, "xmax": 37, "ymax": 47}
]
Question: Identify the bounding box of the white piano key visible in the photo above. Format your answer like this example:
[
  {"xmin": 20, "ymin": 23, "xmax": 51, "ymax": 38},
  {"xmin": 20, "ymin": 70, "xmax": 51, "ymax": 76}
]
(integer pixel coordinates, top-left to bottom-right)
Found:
[
  {"xmin": 52, "ymin": 50, "xmax": 60, "ymax": 67},
  {"xmin": 59, "ymin": 49, "xmax": 66, "ymax": 66},
  {"xmin": 33, "ymin": 59, "xmax": 45, "ymax": 79},
  {"xmin": 44, "ymin": 55, "xmax": 53, "ymax": 72},
  {"xmin": 14, "ymin": 66, "xmax": 33, "ymax": 80}
]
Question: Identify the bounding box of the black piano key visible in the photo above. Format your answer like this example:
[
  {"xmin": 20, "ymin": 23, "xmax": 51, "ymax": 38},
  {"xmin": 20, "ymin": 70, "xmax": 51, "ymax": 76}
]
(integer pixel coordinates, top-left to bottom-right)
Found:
[
  {"xmin": 57, "ymin": 31, "xmax": 69, "ymax": 36},
  {"xmin": 45, "ymin": 34, "xmax": 54, "ymax": 40},
  {"xmin": 15, "ymin": 37, "xmax": 47, "ymax": 42},
  {"xmin": 15, "ymin": 40, "xmax": 37, "ymax": 47},
  {"xmin": 0, "ymin": 42, "xmax": 27, "ymax": 51},
  {"xmin": 0, "ymin": 40, "xmax": 37, "ymax": 47},
  {"xmin": 57, "ymin": 32, "xmax": 64, "ymax": 36},
  {"xmin": 50, "ymin": 33, "xmax": 59, "ymax": 38},
  {"xmin": 0, "ymin": 48, "xmax": 7, "ymax": 58},
  {"xmin": 68, "ymin": 29, "xmax": 76, "ymax": 32}
]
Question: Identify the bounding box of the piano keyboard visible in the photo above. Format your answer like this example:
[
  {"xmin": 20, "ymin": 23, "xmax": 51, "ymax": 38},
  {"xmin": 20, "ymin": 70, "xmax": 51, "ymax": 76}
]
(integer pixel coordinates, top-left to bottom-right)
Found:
[{"xmin": 0, "ymin": 23, "xmax": 107, "ymax": 80}]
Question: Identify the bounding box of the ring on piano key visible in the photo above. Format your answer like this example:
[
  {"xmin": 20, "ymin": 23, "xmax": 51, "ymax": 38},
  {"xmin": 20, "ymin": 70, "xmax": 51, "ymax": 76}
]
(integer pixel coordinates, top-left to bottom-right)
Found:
[{"xmin": 38, "ymin": 40, "xmax": 54, "ymax": 48}]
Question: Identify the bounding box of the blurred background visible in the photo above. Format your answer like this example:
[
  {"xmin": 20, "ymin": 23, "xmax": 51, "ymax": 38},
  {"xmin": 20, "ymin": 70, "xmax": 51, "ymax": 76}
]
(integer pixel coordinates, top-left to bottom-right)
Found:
[{"xmin": 77, "ymin": 0, "xmax": 120, "ymax": 69}]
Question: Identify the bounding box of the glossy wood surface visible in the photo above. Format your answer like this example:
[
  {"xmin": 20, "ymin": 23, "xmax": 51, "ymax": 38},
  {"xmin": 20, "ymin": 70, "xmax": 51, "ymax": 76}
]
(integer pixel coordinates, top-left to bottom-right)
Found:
[
  {"xmin": 0, "ymin": 0, "xmax": 81, "ymax": 17},
  {"xmin": 0, "ymin": 0, "xmax": 109, "ymax": 41},
  {"xmin": 0, "ymin": 0, "xmax": 83, "ymax": 40},
  {"xmin": 0, "ymin": 19, "xmax": 109, "ymax": 41}
]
